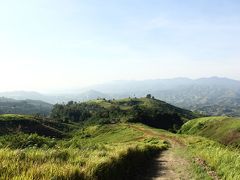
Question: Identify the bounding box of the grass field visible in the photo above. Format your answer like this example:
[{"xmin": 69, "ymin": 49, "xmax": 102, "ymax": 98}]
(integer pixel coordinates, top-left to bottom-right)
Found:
[
  {"xmin": 1, "ymin": 102, "xmax": 240, "ymax": 179},
  {"xmin": 0, "ymin": 121, "xmax": 167, "ymax": 179},
  {"xmin": 137, "ymin": 124, "xmax": 240, "ymax": 179},
  {"xmin": 180, "ymin": 116, "xmax": 240, "ymax": 147},
  {"xmin": 178, "ymin": 116, "xmax": 240, "ymax": 179},
  {"xmin": 0, "ymin": 114, "xmax": 67, "ymax": 138},
  {"xmin": 181, "ymin": 135, "xmax": 240, "ymax": 179}
]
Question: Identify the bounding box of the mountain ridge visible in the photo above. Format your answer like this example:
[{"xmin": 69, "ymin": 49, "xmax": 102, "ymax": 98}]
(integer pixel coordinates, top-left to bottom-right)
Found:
[{"xmin": 0, "ymin": 77, "xmax": 240, "ymax": 116}]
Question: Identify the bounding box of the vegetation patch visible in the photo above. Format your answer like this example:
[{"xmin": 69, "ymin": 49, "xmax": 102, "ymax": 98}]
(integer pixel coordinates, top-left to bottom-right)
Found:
[
  {"xmin": 0, "ymin": 114, "xmax": 64, "ymax": 138},
  {"xmin": 51, "ymin": 97, "xmax": 198, "ymax": 131},
  {"xmin": 0, "ymin": 123, "xmax": 167, "ymax": 179},
  {"xmin": 184, "ymin": 136, "xmax": 240, "ymax": 179},
  {"xmin": 180, "ymin": 116, "xmax": 240, "ymax": 147},
  {"xmin": 0, "ymin": 97, "xmax": 52, "ymax": 116}
]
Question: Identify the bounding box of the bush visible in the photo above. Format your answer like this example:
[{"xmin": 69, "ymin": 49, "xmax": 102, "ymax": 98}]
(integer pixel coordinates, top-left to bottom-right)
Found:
[{"xmin": 0, "ymin": 133, "xmax": 56, "ymax": 149}]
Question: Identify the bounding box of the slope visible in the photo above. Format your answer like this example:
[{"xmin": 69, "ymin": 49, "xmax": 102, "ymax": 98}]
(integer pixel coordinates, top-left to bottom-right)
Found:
[
  {"xmin": 0, "ymin": 97, "xmax": 52, "ymax": 115},
  {"xmin": 180, "ymin": 116, "xmax": 240, "ymax": 147},
  {"xmin": 51, "ymin": 97, "xmax": 198, "ymax": 130},
  {"xmin": 0, "ymin": 114, "xmax": 64, "ymax": 138}
]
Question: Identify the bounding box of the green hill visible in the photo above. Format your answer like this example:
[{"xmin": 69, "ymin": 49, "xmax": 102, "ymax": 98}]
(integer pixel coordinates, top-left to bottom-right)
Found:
[
  {"xmin": 0, "ymin": 121, "xmax": 168, "ymax": 179},
  {"xmin": 0, "ymin": 97, "xmax": 52, "ymax": 116},
  {"xmin": 51, "ymin": 97, "xmax": 198, "ymax": 131},
  {"xmin": 180, "ymin": 116, "xmax": 240, "ymax": 147},
  {"xmin": 0, "ymin": 104, "xmax": 240, "ymax": 179},
  {"xmin": 0, "ymin": 114, "xmax": 64, "ymax": 138}
]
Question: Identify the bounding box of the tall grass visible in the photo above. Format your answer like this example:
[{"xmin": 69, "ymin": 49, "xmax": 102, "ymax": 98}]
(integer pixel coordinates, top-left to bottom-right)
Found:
[
  {"xmin": 184, "ymin": 136, "xmax": 240, "ymax": 180},
  {"xmin": 179, "ymin": 116, "xmax": 240, "ymax": 179},
  {"xmin": 0, "ymin": 143, "xmax": 166, "ymax": 179},
  {"xmin": 0, "ymin": 124, "xmax": 167, "ymax": 179},
  {"xmin": 180, "ymin": 116, "xmax": 240, "ymax": 146}
]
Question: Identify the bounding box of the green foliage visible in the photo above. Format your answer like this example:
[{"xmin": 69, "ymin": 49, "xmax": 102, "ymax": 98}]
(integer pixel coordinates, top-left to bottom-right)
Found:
[
  {"xmin": 0, "ymin": 133, "xmax": 56, "ymax": 149},
  {"xmin": 184, "ymin": 136, "xmax": 240, "ymax": 180},
  {"xmin": 51, "ymin": 102, "xmax": 92, "ymax": 122},
  {"xmin": 137, "ymin": 123, "xmax": 240, "ymax": 179},
  {"xmin": 0, "ymin": 112, "xmax": 239, "ymax": 179},
  {"xmin": 51, "ymin": 97, "xmax": 198, "ymax": 130},
  {"xmin": 0, "ymin": 124, "xmax": 167, "ymax": 179},
  {"xmin": 146, "ymin": 94, "xmax": 152, "ymax": 98},
  {"xmin": 0, "ymin": 97, "xmax": 52, "ymax": 116},
  {"xmin": 0, "ymin": 114, "xmax": 65, "ymax": 138},
  {"xmin": 180, "ymin": 116, "xmax": 240, "ymax": 147}
]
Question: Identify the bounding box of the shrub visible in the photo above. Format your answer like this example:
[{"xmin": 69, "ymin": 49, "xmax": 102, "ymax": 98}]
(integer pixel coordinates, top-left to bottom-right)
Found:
[{"xmin": 0, "ymin": 133, "xmax": 56, "ymax": 149}]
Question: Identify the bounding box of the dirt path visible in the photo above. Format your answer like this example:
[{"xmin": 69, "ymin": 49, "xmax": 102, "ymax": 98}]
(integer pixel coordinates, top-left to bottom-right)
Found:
[
  {"xmin": 130, "ymin": 125, "xmax": 192, "ymax": 180},
  {"xmin": 144, "ymin": 148, "xmax": 191, "ymax": 180},
  {"xmin": 130, "ymin": 124, "xmax": 221, "ymax": 180}
]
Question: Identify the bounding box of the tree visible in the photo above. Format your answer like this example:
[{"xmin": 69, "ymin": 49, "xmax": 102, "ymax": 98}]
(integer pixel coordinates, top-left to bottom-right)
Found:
[{"xmin": 146, "ymin": 94, "xmax": 152, "ymax": 99}]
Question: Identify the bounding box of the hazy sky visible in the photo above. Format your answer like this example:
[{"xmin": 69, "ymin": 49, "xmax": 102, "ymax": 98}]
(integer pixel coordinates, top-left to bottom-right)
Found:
[{"xmin": 0, "ymin": 0, "xmax": 240, "ymax": 92}]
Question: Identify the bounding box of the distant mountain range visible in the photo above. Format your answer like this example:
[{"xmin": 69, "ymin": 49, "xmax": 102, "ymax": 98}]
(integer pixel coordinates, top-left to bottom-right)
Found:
[
  {"xmin": 0, "ymin": 90, "xmax": 109, "ymax": 104},
  {"xmin": 0, "ymin": 77, "xmax": 240, "ymax": 116}
]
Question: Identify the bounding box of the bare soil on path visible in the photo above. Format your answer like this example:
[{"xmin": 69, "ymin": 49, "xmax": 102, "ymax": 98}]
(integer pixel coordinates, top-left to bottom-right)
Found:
[
  {"xmin": 130, "ymin": 124, "xmax": 221, "ymax": 180},
  {"xmin": 143, "ymin": 148, "xmax": 191, "ymax": 180},
  {"xmin": 130, "ymin": 125, "xmax": 193, "ymax": 180}
]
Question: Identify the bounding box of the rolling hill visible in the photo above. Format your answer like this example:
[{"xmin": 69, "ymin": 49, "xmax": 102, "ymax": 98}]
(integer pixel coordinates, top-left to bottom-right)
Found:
[
  {"xmin": 87, "ymin": 77, "xmax": 240, "ymax": 116},
  {"xmin": 180, "ymin": 116, "xmax": 240, "ymax": 147},
  {"xmin": 0, "ymin": 97, "xmax": 239, "ymax": 179},
  {"xmin": 0, "ymin": 114, "xmax": 64, "ymax": 138},
  {"xmin": 1, "ymin": 77, "xmax": 240, "ymax": 116},
  {"xmin": 51, "ymin": 97, "xmax": 198, "ymax": 130},
  {"xmin": 0, "ymin": 97, "xmax": 52, "ymax": 115}
]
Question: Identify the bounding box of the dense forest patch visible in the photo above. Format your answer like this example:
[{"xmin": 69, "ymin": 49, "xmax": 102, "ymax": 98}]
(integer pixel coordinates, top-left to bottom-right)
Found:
[{"xmin": 51, "ymin": 97, "xmax": 198, "ymax": 131}]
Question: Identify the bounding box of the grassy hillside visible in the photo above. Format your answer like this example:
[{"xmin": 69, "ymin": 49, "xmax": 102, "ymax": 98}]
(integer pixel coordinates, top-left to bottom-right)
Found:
[
  {"xmin": 0, "ymin": 114, "xmax": 65, "ymax": 138},
  {"xmin": 2, "ymin": 97, "xmax": 239, "ymax": 179},
  {"xmin": 0, "ymin": 112, "xmax": 239, "ymax": 179},
  {"xmin": 51, "ymin": 97, "xmax": 198, "ymax": 131},
  {"xmin": 0, "ymin": 123, "xmax": 167, "ymax": 179},
  {"xmin": 180, "ymin": 116, "xmax": 240, "ymax": 147},
  {"xmin": 172, "ymin": 134, "xmax": 240, "ymax": 179}
]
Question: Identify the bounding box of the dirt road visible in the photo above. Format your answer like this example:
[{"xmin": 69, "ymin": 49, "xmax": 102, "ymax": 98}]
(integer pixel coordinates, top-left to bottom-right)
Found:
[
  {"xmin": 144, "ymin": 148, "xmax": 191, "ymax": 180},
  {"xmin": 130, "ymin": 125, "xmax": 192, "ymax": 180}
]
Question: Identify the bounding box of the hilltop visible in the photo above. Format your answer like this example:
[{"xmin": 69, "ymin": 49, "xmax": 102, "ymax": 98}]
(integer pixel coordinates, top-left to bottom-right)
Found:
[
  {"xmin": 87, "ymin": 77, "xmax": 240, "ymax": 116},
  {"xmin": 1, "ymin": 77, "xmax": 240, "ymax": 116},
  {"xmin": 51, "ymin": 96, "xmax": 198, "ymax": 131}
]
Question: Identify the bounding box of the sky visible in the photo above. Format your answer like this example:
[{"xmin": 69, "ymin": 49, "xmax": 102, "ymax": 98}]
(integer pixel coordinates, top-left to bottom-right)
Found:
[{"xmin": 0, "ymin": 0, "xmax": 240, "ymax": 92}]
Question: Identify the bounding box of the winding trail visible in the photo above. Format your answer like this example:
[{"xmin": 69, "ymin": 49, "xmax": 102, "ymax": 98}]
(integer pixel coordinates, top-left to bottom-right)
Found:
[
  {"xmin": 130, "ymin": 124, "xmax": 220, "ymax": 180},
  {"xmin": 144, "ymin": 148, "xmax": 191, "ymax": 180},
  {"xmin": 130, "ymin": 125, "xmax": 192, "ymax": 180}
]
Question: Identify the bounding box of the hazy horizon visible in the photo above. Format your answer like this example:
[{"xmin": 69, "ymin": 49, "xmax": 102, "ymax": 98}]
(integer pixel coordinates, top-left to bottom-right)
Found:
[
  {"xmin": 0, "ymin": 76, "xmax": 239, "ymax": 94},
  {"xmin": 1, "ymin": 0, "xmax": 240, "ymax": 92}
]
